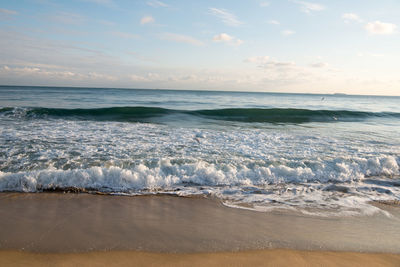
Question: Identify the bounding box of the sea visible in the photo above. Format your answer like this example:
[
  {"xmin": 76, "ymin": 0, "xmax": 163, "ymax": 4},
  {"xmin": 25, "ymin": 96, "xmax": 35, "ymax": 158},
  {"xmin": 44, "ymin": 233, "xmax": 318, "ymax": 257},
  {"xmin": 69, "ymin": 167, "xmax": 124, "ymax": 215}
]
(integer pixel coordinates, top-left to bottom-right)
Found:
[{"xmin": 1, "ymin": 85, "xmax": 399, "ymax": 216}]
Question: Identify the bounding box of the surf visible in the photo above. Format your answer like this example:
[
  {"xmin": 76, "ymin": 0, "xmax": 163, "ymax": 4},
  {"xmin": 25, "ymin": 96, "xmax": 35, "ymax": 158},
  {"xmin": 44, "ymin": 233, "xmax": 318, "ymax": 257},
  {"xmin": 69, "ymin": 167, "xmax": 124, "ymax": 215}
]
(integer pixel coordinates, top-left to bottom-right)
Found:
[{"xmin": 1, "ymin": 106, "xmax": 399, "ymax": 123}]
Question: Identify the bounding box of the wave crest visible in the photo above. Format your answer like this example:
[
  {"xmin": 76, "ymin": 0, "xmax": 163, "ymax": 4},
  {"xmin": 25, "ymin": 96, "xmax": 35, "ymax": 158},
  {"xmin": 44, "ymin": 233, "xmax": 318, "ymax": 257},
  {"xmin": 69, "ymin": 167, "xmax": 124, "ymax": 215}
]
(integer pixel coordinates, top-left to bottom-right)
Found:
[{"xmin": 2, "ymin": 106, "xmax": 399, "ymax": 123}]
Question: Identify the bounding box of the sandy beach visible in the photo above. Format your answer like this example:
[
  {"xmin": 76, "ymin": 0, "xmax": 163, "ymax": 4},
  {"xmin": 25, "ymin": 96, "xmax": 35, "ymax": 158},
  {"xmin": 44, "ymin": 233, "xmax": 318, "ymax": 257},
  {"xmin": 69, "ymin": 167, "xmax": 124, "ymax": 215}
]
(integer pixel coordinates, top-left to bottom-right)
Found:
[
  {"xmin": 1, "ymin": 249, "xmax": 400, "ymax": 267},
  {"xmin": 0, "ymin": 193, "xmax": 399, "ymax": 266},
  {"xmin": 2, "ymin": 0, "xmax": 400, "ymax": 265}
]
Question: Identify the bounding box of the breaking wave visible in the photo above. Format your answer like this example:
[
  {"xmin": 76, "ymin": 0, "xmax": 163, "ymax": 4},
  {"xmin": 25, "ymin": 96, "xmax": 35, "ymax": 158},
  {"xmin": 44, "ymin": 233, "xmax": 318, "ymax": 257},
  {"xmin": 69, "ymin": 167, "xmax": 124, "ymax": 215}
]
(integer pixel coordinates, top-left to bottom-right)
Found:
[{"xmin": 1, "ymin": 106, "xmax": 399, "ymax": 123}]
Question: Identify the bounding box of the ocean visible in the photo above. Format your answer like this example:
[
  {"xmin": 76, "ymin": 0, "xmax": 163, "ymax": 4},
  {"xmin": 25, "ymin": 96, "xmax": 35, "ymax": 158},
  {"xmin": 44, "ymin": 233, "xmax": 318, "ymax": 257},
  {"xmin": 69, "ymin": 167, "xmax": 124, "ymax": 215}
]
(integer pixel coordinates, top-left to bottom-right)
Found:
[{"xmin": 1, "ymin": 85, "xmax": 399, "ymax": 216}]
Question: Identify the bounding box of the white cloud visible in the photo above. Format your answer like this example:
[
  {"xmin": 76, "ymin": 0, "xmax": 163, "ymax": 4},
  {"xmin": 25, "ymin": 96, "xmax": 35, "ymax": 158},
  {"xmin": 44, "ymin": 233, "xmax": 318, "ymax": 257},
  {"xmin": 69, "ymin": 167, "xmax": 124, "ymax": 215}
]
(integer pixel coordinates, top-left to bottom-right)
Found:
[
  {"xmin": 263, "ymin": 60, "xmax": 296, "ymax": 68},
  {"xmin": 292, "ymin": 1, "xmax": 325, "ymax": 13},
  {"xmin": 209, "ymin": 8, "xmax": 243, "ymax": 26},
  {"xmin": 147, "ymin": 1, "xmax": 168, "ymax": 8},
  {"xmin": 245, "ymin": 56, "xmax": 314, "ymax": 87},
  {"xmin": 130, "ymin": 74, "xmax": 150, "ymax": 82},
  {"xmin": 140, "ymin": 16, "xmax": 155, "ymax": 25},
  {"xmin": 129, "ymin": 72, "xmax": 163, "ymax": 82},
  {"xmin": 310, "ymin": 62, "xmax": 328, "ymax": 68},
  {"xmin": 159, "ymin": 33, "xmax": 204, "ymax": 46},
  {"xmin": 268, "ymin": 20, "xmax": 280, "ymax": 25},
  {"xmin": 0, "ymin": 65, "xmax": 117, "ymax": 81},
  {"xmin": 0, "ymin": 30, "xmax": 125, "ymax": 76},
  {"xmin": 245, "ymin": 56, "xmax": 297, "ymax": 70},
  {"xmin": 365, "ymin": 21, "xmax": 397, "ymax": 35},
  {"xmin": 235, "ymin": 39, "xmax": 244, "ymax": 46},
  {"xmin": 213, "ymin": 33, "xmax": 233, "ymax": 42},
  {"xmin": 260, "ymin": 2, "xmax": 270, "ymax": 7},
  {"xmin": 342, "ymin": 13, "xmax": 362, "ymax": 23},
  {"xmin": 213, "ymin": 33, "xmax": 243, "ymax": 46},
  {"xmin": 281, "ymin": 30, "xmax": 295, "ymax": 36},
  {"xmin": 0, "ymin": 8, "xmax": 18, "ymax": 15}
]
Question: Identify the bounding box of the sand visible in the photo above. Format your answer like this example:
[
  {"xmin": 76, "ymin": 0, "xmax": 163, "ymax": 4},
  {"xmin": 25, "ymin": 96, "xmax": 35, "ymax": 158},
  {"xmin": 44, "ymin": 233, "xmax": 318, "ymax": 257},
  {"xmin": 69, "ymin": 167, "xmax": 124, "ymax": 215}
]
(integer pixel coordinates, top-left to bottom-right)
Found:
[
  {"xmin": 0, "ymin": 193, "xmax": 399, "ymax": 266},
  {"xmin": 1, "ymin": 249, "xmax": 400, "ymax": 267}
]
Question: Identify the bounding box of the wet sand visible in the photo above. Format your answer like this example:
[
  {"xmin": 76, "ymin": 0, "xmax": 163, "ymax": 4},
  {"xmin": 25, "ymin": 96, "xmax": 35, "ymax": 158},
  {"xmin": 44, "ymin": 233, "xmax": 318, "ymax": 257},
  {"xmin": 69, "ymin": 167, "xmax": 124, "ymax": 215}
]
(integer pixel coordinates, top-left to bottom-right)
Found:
[{"xmin": 0, "ymin": 193, "xmax": 399, "ymax": 265}]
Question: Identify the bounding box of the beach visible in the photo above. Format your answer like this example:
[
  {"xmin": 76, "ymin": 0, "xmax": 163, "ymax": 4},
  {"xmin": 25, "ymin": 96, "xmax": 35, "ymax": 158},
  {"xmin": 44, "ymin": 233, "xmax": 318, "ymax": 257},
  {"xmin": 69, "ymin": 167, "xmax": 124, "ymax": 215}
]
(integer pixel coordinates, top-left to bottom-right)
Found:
[
  {"xmin": 2, "ymin": 0, "xmax": 400, "ymax": 264},
  {"xmin": 2, "ymin": 249, "xmax": 400, "ymax": 267},
  {"xmin": 1, "ymin": 87, "xmax": 400, "ymax": 265},
  {"xmin": 0, "ymin": 193, "xmax": 399, "ymax": 266}
]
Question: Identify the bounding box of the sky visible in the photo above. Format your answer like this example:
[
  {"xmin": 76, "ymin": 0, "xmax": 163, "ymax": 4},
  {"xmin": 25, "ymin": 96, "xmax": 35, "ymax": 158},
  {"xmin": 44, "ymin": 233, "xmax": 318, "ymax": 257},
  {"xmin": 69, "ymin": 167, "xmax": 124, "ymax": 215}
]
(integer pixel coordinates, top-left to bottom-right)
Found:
[{"xmin": 0, "ymin": 0, "xmax": 399, "ymax": 95}]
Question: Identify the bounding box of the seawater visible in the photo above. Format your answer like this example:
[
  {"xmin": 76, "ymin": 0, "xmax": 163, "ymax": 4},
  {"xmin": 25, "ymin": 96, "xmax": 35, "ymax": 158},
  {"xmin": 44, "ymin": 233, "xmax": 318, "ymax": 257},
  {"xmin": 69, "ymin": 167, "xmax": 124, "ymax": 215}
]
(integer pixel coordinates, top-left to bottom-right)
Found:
[{"xmin": 1, "ymin": 86, "xmax": 400, "ymax": 216}]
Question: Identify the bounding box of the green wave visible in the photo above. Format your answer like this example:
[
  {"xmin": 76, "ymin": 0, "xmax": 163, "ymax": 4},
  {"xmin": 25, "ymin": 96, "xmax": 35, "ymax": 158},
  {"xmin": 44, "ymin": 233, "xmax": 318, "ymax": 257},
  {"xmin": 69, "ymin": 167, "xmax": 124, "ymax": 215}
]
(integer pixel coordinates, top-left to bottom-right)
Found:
[{"xmin": 1, "ymin": 106, "xmax": 399, "ymax": 123}]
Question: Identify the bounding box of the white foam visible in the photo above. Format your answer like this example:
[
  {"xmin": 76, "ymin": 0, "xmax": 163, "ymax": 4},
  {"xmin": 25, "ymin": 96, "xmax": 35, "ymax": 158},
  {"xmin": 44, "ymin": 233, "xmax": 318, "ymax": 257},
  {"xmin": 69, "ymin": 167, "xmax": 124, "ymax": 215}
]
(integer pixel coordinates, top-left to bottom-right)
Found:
[
  {"xmin": 1, "ymin": 157, "xmax": 399, "ymax": 216},
  {"xmin": 1, "ymin": 118, "xmax": 400, "ymax": 216}
]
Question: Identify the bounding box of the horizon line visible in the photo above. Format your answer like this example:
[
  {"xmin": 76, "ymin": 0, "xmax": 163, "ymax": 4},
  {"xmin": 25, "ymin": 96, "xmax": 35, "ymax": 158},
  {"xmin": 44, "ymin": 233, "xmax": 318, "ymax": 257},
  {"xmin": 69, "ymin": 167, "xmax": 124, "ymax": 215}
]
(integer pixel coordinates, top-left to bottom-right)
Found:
[{"xmin": 0, "ymin": 84, "xmax": 398, "ymax": 98}]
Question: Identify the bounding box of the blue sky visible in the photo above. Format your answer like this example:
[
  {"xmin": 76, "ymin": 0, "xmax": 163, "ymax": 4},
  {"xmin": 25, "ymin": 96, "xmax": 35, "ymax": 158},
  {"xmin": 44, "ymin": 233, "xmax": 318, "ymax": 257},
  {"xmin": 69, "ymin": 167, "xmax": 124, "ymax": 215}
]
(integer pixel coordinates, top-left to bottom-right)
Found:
[{"xmin": 0, "ymin": 0, "xmax": 399, "ymax": 95}]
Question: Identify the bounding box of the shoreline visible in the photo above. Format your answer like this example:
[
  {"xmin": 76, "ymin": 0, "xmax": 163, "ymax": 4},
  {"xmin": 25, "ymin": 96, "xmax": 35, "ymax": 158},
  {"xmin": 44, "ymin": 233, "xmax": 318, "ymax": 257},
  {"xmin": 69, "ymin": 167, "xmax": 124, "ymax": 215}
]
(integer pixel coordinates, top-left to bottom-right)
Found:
[
  {"xmin": 1, "ymin": 192, "xmax": 400, "ymax": 265},
  {"xmin": 1, "ymin": 192, "xmax": 400, "ymax": 254}
]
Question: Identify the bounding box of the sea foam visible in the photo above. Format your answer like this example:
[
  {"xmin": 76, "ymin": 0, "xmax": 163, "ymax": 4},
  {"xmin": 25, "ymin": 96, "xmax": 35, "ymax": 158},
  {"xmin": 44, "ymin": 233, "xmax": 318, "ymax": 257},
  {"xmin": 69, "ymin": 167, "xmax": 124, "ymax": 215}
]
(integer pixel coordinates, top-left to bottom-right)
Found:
[
  {"xmin": 1, "ymin": 107, "xmax": 399, "ymax": 216},
  {"xmin": 1, "ymin": 156, "xmax": 399, "ymax": 216}
]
